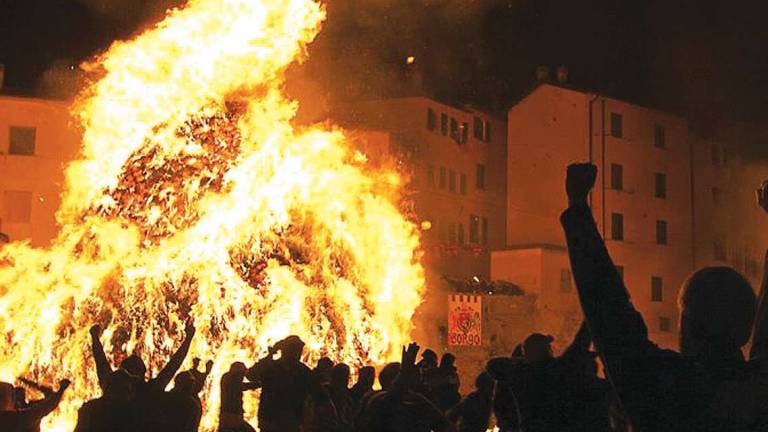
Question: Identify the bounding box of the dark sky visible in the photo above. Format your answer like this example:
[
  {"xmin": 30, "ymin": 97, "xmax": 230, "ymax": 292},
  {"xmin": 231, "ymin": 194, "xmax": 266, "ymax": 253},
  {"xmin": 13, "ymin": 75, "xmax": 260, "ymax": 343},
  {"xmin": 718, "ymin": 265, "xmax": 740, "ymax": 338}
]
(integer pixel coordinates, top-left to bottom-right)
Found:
[{"xmin": 1, "ymin": 0, "xmax": 767, "ymax": 155}]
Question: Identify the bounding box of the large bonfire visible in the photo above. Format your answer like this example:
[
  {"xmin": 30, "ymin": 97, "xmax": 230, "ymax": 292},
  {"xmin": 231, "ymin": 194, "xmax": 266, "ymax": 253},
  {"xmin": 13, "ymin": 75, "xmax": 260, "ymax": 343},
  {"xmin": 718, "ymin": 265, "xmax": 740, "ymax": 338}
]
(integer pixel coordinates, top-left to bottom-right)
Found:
[{"xmin": 0, "ymin": 0, "xmax": 425, "ymax": 430}]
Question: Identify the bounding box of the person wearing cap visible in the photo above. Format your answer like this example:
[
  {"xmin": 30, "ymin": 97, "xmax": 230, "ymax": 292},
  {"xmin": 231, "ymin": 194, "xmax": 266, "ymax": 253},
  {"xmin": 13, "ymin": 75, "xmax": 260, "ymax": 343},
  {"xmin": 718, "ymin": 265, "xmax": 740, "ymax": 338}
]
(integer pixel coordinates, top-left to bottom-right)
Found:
[{"xmin": 246, "ymin": 335, "xmax": 312, "ymax": 432}]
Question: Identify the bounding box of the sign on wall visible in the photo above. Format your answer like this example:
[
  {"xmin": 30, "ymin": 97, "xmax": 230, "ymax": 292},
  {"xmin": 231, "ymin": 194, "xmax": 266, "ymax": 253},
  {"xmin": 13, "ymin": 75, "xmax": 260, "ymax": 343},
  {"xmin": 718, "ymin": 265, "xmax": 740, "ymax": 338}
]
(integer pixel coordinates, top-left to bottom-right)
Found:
[{"xmin": 448, "ymin": 294, "xmax": 482, "ymax": 346}]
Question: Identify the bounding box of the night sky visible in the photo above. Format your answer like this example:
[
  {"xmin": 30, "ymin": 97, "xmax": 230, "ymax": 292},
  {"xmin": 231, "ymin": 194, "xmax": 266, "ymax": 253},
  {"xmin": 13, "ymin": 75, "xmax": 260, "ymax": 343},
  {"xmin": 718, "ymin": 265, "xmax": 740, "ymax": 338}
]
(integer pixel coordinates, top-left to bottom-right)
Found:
[{"xmin": 1, "ymin": 0, "xmax": 767, "ymax": 157}]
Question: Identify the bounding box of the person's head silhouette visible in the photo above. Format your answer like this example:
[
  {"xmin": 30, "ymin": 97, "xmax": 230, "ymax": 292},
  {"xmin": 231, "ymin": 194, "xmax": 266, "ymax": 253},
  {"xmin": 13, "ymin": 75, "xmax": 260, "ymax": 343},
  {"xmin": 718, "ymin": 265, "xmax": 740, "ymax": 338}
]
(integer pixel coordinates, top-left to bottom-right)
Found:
[
  {"xmin": 121, "ymin": 354, "xmax": 147, "ymax": 379},
  {"xmin": 678, "ymin": 267, "xmax": 756, "ymax": 358}
]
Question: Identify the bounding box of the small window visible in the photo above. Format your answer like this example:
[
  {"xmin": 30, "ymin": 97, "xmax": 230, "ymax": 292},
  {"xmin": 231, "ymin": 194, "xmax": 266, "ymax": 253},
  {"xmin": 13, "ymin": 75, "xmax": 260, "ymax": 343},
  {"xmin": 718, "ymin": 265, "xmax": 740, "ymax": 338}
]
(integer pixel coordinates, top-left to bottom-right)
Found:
[
  {"xmin": 712, "ymin": 187, "xmax": 722, "ymax": 207},
  {"xmin": 610, "ymin": 164, "xmax": 623, "ymax": 190},
  {"xmin": 440, "ymin": 113, "xmax": 448, "ymax": 136},
  {"xmin": 439, "ymin": 167, "xmax": 447, "ymax": 189},
  {"xmin": 476, "ymin": 164, "xmax": 486, "ymax": 190},
  {"xmin": 656, "ymin": 220, "xmax": 668, "ymax": 245},
  {"xmin": 457, "ymin": 224, "xmax": 465, "ymax": 245},
  {"xmin": 427, "ymin": 109, "xmax": 437, "ymax": 131},
  {"xmin": 651, "ymin": 276, "xmax": 663, "ymax": 302},
  {"xmin": 448, "ymin": 170, "xmax": 457, "ymax": 192},
  {"xmin": 3, "ymin": 191, "xmax": 33, "ymax": 223},
  {"xmin": 714, "ymin": 239, "xmax": 726, "ymax": 261},
  {"xmin": 610, "ymin": 113, "xmax": 623, "ymax": 138},
  {"xmin": 481, "ymin": 217, "xmax": 488, "ymax": 245},
  {"xmin": 560, "ymin": 269, "xmax": 573, "ymax": 292},
  {"xmin": 615, "ymin": 265, "xmax": 624, "ymax": 280},
  {"xmin": 654, "ymin": 124, "xmax": 665, "ymax": 148},
  {"xmin": 450, "ymin": 118, "xmax": 459, "ymax": 141},
  {"xmin": 611, "ymin": 213, "xmax": 624, "ymax": 241},
  {"xmin": 461, "ymin": 122, "xmax": 469, "ymax": 144},
  {"xmin": 469, "ymin": 215, "xmax": 480, "ymax": 243},
  {"xmin": 655, "ymin": 173, "xmax": 667, "ymax": 198},
  {"xmin": 427, "ymin": 165, "xmax": 435, "ymax": 187},
  {"xmin": 473, "ymin": 116, "xmax": 483, "ymax": 139},
  {"xmin": 659, "ymin": 316, "xmax": 672, "ymax": 333},
  {"xmin": 484, "ymin": 120, "xmax": 492, "ymax": 142},
  {"xmin": 9, "ymin": 127, "xmax": 36, "ymax": 156},
  {"xmin": 460, "ymin": 174, "xmax": 467, "ymax": 195}
]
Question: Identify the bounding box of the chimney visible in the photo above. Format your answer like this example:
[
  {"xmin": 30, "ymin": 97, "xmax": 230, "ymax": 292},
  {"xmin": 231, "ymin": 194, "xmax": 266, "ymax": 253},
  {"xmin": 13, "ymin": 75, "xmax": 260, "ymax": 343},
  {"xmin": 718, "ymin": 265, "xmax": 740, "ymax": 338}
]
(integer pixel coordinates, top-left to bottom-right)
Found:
[
  {"xmin": 535, "ymin": 65, "xmax": 550, "ymax": 82},
  {"xmin": 0, "ymin": 64, "xmax": 5, "ymax": 90},
  {"xmin": 557, "ymin": 65, "xmax": 569, "ymax": 83}
]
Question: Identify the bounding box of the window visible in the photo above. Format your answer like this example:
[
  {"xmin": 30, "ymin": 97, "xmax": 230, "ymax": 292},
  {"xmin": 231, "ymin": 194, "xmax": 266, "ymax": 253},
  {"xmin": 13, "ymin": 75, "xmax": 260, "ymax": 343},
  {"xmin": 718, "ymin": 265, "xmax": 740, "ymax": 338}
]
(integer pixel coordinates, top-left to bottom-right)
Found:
[
  {"xmin": 427, "ymin": 165, "xmax": 435, "ymax": 187},
  {"xmin": 469, "ymin": 215, "xmax": 480, "ymax": 243},
  {"xmin": 656, "ymin": 220, "xmax": 668, "ymax": 245},
  {"xmin": 448, "ymin": 170, "xmax": 457, "ymax": 192},
  {"xmin": 655, "ymin": 173, "xmax": 667, "ymax": 198},
  {"xmin": 461, "ymin": 122, "xmax": 469, "ymax": 144},
  {"xmin": 439, "ymin": 167, "xmax": 447, "ymax": 189},
  {"xmin": 654, "ymin": 124, "xmax": 666, "ymax": 148},
  {"xmin": 9, "ymin": 127, "xmax": 36, "ymax": 156},
  {"xmin": 427, "ymin": 109, "xmax": 436, "ymax": 131},
  {"xmin": 440, "ymin": 113, "xmax": 448, "ymax": 136},
  {"xmin": 712, "ymin": 187, "xmax": 723, "ymax": 207},
  {"xmin": 610, "ymin": 164, "xmax": 623, "ymax": 190},
  {"xmin": 481, "ymin": 217, "xmax": 488, "ymax": 245},
  {"xmin": 659, "ymin": 316, "xmax": 672, "ymax": 333},
  {"xmin": 448, "ymin": 223, "xmax": 457, "ymax": 243},
  {"xmin": 473, "ymin": 116, "xmax": 483, "ymax": 139},
  {"xmin": 560, "ymin": 269, "xmax": 572, "ymax": 292},
  {"xmin": 460, "ymin": 174, "xmax": 467, "ymax": 195},
  {"xmin": 714, "ymin": 240, "xmax": 726, "ymax": 261},
  {"xmin": 476, "ymin": 164, "xmax": 486, "ymax": 190},
  {"xmin": 484, "ymin": 121, "xmax": 492, "ymax": 142},
  {"xmin": 450, "ymin": 117, "xmax": 459, "ymax": 141},
  {"xmin": 610, "ymin": 113, "xmax": 623, "ymax": 138},
  {"xmin": 457, "ymin": 224, "xmax": 465, "ymax": 245},
  {"xmin": 611, "ymin": 213, "xmax": 624, "ymax": 240},
  {"xmin": 616, "ymin": 265, "xmax": 624, "ymax": 280},
  {"xmin": 651, "ymin": 276, "xmax": 663, "ymax": 302},
  {"xmin": 3, "ymin": 191, "xmax": 32, "ymax": 223}
]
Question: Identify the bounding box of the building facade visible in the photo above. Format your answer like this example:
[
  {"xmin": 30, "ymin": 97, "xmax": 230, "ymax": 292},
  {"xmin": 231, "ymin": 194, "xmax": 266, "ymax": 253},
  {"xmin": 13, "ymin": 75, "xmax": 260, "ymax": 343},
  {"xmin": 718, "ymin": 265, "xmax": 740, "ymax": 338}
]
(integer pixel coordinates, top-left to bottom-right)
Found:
[{"xmin": 0, "ymin": 93, "xmax": 79, "ymax": 246}]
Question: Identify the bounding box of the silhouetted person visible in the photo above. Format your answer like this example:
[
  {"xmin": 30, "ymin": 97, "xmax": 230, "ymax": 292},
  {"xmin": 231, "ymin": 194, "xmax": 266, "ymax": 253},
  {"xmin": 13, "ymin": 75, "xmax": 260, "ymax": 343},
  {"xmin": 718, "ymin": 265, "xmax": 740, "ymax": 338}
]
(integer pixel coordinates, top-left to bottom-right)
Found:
[
  {"xmin": 487, "ymin": 323, "xmax": 592, "ymax": 431},
  {"xmin": 561, "ymin": 163, "xmax": 768, "ymax": 431},
  {"xmin": 89, "ymin": 321, "xmax": 195, "ymax": 430},
  {"xmin": 350, "ymin": 366, "xmax": 375, "ymax": 406},
  {"xmin": 0, "ymin": 379, "xmax": 70, "ymax": 432},
  {"xmin": 357, "ymin": 343, "xmax": 452, "ymax": 432},
  {"xmin": 247, "ymin": 336, "xmax": 311, "ymax": 432},
  {"xmin": 492, "ymin": 346, "xmax": 523, "ymax": 432},
  {"xmin": 218, "ymin": 362, "xmax": 259, "ymax": 432},
  {"xmin": 75, "ymin": 369, "xmax": 136, "ymax": 432},
  {"xmin": 305, "ymin": 360, "xmax": 338, "ymax": 432},
  {"xmin": 417, "ymin": 349, "xmax": 438, "ymax": 370},
  {"xmin": 13, "ymin": 387, "xmax": 27, "ymax": 410},
  {"xmin": 161, "ymin": 371, "xmax": 202, "ymax": 432},
  {"xmin": 433, "ymin": 353, "xmax": 461, "ymax": 411},
  {"xmin": 188, "ymin": 358, "xmax": 213, "ymax": 396},
  {"xmin": 448, "ymin": 372, "xmax": 493, "ymax": 432},
  {"xmin": 330, "ymin": 363, "xmax": 354, "ymax": 431}
]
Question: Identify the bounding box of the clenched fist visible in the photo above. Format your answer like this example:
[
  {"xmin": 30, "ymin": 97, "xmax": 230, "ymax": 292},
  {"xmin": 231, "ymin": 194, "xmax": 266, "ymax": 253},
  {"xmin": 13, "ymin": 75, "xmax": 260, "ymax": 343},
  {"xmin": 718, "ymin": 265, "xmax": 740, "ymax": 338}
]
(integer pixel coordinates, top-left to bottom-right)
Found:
[{"xmin": 566, "ymin": 163, "xmax": 597, "ymax": 205}]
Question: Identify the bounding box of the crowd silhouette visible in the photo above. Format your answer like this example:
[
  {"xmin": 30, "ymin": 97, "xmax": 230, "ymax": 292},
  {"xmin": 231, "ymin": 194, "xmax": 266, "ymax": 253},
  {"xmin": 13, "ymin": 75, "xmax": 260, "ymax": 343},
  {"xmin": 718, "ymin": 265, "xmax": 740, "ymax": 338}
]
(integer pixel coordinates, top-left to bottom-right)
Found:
[{"xmin": 2, "ymin": 162, "xmax": 768, "ymax": 431}]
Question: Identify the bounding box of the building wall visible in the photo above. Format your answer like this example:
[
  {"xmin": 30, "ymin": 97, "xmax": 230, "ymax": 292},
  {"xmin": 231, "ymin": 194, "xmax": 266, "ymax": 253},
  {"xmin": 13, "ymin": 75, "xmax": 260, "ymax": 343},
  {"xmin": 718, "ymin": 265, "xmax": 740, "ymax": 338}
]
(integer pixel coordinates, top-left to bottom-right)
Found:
[
  {"xmin": 0, "ymin": 95, "xmax": 79, "ymax": 246},
  {"xmin": 502, "ymin": 84, "xmax": 693, "ymax": 348}
]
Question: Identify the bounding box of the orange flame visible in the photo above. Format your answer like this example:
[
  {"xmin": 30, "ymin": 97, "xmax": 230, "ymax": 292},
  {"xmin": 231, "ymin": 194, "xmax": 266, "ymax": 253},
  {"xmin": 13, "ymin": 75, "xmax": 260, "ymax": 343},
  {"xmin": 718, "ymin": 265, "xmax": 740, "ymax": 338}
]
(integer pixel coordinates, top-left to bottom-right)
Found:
[{"xmin": 0, "ymin": 0, "xmax": 425, "ymax": 430}]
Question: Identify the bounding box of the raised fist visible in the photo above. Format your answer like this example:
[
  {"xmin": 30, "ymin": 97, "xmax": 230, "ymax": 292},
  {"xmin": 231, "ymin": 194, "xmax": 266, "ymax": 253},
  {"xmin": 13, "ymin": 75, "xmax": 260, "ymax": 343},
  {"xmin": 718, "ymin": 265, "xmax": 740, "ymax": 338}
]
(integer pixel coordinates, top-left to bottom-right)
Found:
[
  {"xmin": 89, "ymin": 325, "xmax": 101, "ymax": 338},
  {"xmin": 58, "ymin": 379, "xmax": 72, "ymax": 392},
  {"xmin": 566, "ymin": 163, "xmax": 597, "ymax": 205},
  {"xmin": 757, "ymin": 181, "xmax": 768, "ymax": 214}
]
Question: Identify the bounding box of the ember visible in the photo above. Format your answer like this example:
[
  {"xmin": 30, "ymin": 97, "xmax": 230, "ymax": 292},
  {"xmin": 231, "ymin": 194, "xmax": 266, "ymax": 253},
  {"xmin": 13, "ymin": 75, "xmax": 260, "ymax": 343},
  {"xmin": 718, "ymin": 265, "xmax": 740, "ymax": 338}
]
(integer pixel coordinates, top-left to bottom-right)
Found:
[{"xmin": 0, "ymin": 0, "xmax": 425, "ymax": 430}]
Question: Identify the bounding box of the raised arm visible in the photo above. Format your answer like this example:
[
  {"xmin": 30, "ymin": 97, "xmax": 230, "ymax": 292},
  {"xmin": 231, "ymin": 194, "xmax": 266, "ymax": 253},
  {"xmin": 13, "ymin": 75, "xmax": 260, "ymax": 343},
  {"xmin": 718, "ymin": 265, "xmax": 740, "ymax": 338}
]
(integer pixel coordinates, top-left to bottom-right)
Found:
[
  {"xmin": 153, "ymin": 321, "xmax": 195, "ymax": 390},
  {"xmin": 560, "ymin": 321, "xmax": 592, "ymax": 361},
  {"xmin": 560, "ymin": 163, "xmax": 651, "ymax": 359},
  {"xmin": 89, "ymin": 325, "xmax": 112, "ymax": 390},
  {"xmin": 750, "ymin": 182, "xmax": 768, "ymax": 360},
  {"xmin": 16, "ymin": 380, "xmax": 70, "ymax": 429}
]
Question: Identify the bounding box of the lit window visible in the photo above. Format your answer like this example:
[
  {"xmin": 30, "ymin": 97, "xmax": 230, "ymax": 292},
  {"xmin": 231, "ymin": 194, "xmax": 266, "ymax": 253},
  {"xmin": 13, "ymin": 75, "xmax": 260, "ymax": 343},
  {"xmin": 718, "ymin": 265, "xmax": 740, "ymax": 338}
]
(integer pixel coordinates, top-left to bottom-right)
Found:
[
  {"xmin": 3, "ymin": 191, "xmax": 32, "ymax": 223},
  {"xmin": 656, "ymin": 220, "xmax": 668, "ymax": 245},
  {"xmin": 560, "ymin": 269, "xmax": 572, "ymax": 292},
  {"xmin": 9, "ymin": 127, "xmax": 36, "ymax": 156},
  {"xmin": 655, "ymin": 173, "xmax": 667, "ymax": 198},
  {"xmin": 610, "ymin": 164, "xmax": 623, "ymax": 190},
  {"xmin": 610, "ymin": 113, "xmax": 623, "ymax": 138},
  {"xmin": 611, "ymin": 213, "xmax": 624, "ymax": 240},
  {"xmin": 654, "ymin": 124, "xmax": 665, "ymax": 148},
  {"xmin": 651, "ymin": 276, "xmax": 663, "ymax": 302}
]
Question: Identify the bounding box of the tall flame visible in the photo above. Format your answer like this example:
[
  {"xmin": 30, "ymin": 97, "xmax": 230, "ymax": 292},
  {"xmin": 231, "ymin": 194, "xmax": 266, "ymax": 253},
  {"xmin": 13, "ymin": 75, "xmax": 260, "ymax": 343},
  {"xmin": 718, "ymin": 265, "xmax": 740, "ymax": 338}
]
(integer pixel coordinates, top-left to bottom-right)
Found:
[{"xmin": 0, "ymin": 0, "xmax": 425, "ymax": 430}]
